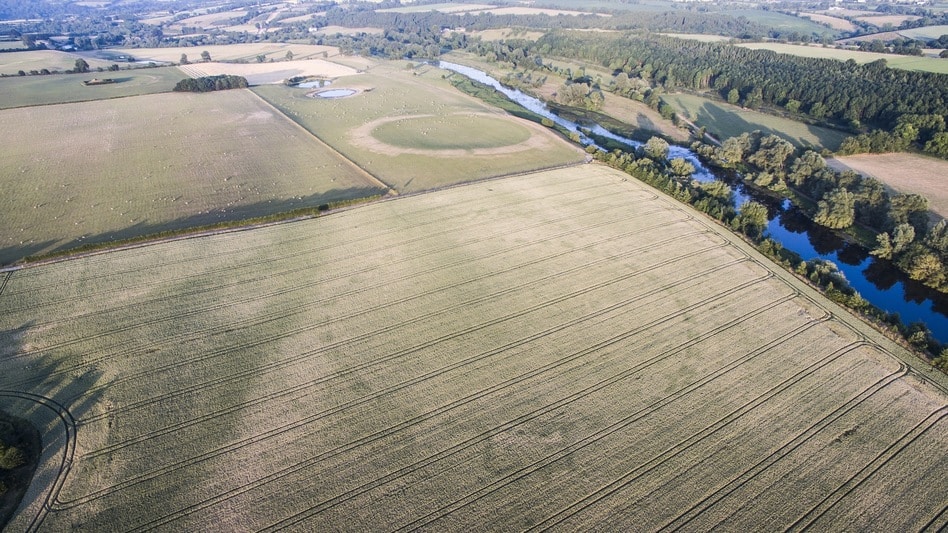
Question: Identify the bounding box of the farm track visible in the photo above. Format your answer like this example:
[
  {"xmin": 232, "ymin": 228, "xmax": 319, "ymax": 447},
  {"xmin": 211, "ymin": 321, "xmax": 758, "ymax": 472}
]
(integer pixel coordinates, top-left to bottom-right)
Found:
[
  {"xmin": 4, "ymin": 166, "xmax": 946, "ymax": 531},
  {"xmin": 0, "ymin": 390, "xmax": 77, "ymax": 533},
  {"xmin": 135, "ymin": 284, "xmax": 802, "ymax": 532},
  {"xmin": 60, "ymin": 240, "xmax": 744, "ymax": 507}
]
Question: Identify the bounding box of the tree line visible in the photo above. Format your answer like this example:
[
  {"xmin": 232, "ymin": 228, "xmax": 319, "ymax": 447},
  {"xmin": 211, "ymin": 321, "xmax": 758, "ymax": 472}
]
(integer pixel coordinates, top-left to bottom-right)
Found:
[{"xmin": 172, "ymin": 74, "xmax": 248, "ymax": 92}]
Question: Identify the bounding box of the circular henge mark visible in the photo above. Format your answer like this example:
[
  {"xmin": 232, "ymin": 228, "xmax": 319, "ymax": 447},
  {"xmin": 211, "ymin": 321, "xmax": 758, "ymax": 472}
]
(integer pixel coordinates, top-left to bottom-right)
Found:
[{"xmin": 311, "ymin": 88, "xmax": 357, "ymax": 99}]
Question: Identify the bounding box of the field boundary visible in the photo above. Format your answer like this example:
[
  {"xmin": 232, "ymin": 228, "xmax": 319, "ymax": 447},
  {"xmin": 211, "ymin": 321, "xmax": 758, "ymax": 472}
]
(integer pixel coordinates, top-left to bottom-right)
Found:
[{"xmin": 246, "ymin": 90, "xmax": 395, "ymax": 194}]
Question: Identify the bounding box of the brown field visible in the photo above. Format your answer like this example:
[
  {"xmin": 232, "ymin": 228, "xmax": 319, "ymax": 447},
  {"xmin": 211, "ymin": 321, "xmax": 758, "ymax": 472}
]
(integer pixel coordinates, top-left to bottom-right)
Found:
[
  {"xmin": 110, "ymin": 44, "xmax": 340, "ymax": 64},
  {"xmin": 179, "ymin": 59, "xmax": 359, "ymax": 85},
  {"xmin": 800, "ymin": 13, "xmax": 858, "ymax": 32},
  {"xmin": 0, "ymin": 89, "xmax": 384, "ymax": 264},
  {"xmin": 854, "ymin": 14, "xmax": 922, "ymax": 26},
  {"xmin": 2, "ymin": 165, "xmax": 946, "ymax": 531},
  {"xmin": 827, "ymin": 153, "xmax": 948, "ymax": 220}
]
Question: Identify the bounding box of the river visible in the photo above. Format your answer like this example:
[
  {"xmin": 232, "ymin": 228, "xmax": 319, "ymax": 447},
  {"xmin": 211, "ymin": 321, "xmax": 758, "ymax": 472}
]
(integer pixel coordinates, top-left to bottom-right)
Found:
[{"xmin": 438, "ymin": 60, "xmax": 948, "ymax": 343}]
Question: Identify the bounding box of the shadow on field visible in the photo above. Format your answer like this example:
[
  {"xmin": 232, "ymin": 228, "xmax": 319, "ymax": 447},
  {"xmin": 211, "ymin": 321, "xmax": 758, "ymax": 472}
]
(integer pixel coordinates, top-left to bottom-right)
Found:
[
  {"xmin": 694, "ymin": 101, "xmax": 843, "ymax": 151},
  {"xmin": 0, "ymin": 322, "xmax": 108, "ymax": 530},
  {"xmin": 1, "ymin": 186, "xmax": 384, "ymax": 266}
]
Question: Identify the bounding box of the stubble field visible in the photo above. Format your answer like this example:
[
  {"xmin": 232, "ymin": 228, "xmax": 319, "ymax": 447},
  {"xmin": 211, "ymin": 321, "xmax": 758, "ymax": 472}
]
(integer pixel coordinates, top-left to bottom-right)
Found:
[
  {"xmin": 827, "ymin": 153, "xmax": 948, "ymax": 219},
  {"xmin": 0, "ymin": 89, "xmax": 384, "ymax": 265},
  {"xmin": 252, "ymin": 62, "xmax": 585, "ymax": 192},
  {"xmin": 2, "ymin": 166, "xmax": 946, "ymax": 531}
]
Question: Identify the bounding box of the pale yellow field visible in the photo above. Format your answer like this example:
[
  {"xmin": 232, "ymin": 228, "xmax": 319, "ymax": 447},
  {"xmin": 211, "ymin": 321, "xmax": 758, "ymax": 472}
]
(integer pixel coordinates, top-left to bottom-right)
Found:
[
  {"xmin": 800, "ymin": 12, "xmax": 858, "ymax": 31},
  {"xmin": 660, "ymin": 33, "xmax": 733, "ymax": 42},
  {"xmin": 827, "ymin": 153, "xmax": 948, "ymax": 219},
  {"xmin": 854, "ymin": 14, "xmax": 922, "ymax": 26},
  {"xmin": 0, "ymin": 50, "xmax": 116, "ymax": 75},
  {"xmin": 0, "ymin": 90, "xmax": 384, "ymax": 264},
  {"xmin": 111, "ymin": 43, "xmax": 339, "ymax": 64},
  {"xmin": 309, "ymin": 25, "xmax": 385, "ymax": 36},
  {"xmin": 466, "ymin": 28, "xmax": 546, "ymax": 41},
  {"xmin": 173, "ymin": 9, "xmax": 247, "ymax": 29},
  {"xmin": 3, "ymin": 166, "xmax": 945, "ymax": 531},
  {"xmin": 179, "ymin": 59, "xmax": 358, "ymax": 84},
  {"xmin": 278, "ymin": 12, "xmax": 326, "ymax": 24}
]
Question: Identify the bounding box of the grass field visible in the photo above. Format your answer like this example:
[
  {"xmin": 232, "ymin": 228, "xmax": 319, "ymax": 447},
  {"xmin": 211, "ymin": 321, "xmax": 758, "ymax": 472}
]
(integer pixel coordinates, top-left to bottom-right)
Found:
[
  {"xmin": 738, "ymin": 42, "xmax": 948, "ymax": 74},
  {"xmin": 729, "ymin": 9, "xmax": 838, "ymax": 36},
  {"xmin": 467, "ymin": 28, "xmax": 547, "ymax": 41},
  {"xmin": 0, "ymin": 50, "xmax": 117, "ymax": 75},
  {"xmin": 827, "ymin": 153, "xmax": 948, "ymax": 220},
  {"xmin": 0, "ymin": 66, "xmax": 184, "ymax": 109},
  {"xmin": 659, "ymin": 33, "xmax": 734, "ymax": 43},
  {"xmin": 662, "ymin": 93, "xmax": 848, "ymax": 150},
  {"xmin": 899, "ymin": 24, "xmax": 948, "ymax": 40},
  {"xmin": 252, "ymin": 62, "xmax": 585, "ymax": 192},
  {"xmin": 2, "ymin": 165, "xmax": 945, "ymax": 531},
  {"xmin": 0, "ymin": 90, "xmax": 384, "ymax": 265}
]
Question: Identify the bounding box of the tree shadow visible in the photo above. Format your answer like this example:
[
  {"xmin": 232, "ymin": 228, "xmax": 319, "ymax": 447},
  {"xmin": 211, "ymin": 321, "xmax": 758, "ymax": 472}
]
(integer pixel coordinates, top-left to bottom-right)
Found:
[
  {"xmin": 694, "ymin": 100, "xmax": 844, "ymax": 151},
  {"xmin": 1, "ymin": 186, "xmax": 385, "ymax": 267},
  {"xmin": 0, "ymin": 321, "xmax": 107, "ymax": 531}
]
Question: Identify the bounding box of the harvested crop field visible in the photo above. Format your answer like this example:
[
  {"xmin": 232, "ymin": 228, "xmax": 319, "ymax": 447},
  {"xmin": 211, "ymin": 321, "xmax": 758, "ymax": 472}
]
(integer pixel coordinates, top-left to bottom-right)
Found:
[
  {"xmin": 0, "ymin": 89, "xmax": 384, "ymax": 265},
  {"xmin": 253, "ymin": 62, "xmax": 585, "ymax": 192},
  {"xmin": 178, "ymin": 59, "xmax": 359, "ymax": 85},
  {"xmin": 827, "ymin": 153, "xmax": 948, "ymax": 220},
  {"xmin": 738, "ymin": 42, "xmax": 948, "ymax": 74},
  {"xmin": 799, "ymin": 13, "xmax": 858, "ymax": 32},
  {"xmin": 2, "ymin": 165, "xmax": 946, "ymax": 531},
  {"xmin": 110, "ymin": 44, "xmax": 340, "ymax": 64},
  {"xmin": 0, "ymin": 50, "xmax": 116, "ymax": 75}
]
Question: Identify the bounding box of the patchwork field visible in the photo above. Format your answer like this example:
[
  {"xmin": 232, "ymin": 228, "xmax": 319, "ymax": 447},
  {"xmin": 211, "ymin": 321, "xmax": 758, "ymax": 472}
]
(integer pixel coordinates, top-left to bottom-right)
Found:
[
  {"xmin": 252, "ymin": 62, "xmax": 585, "ymax": 192},
  {"xmin": 827, "ymin": 153, "xmax": 948, "ymax": 220},
  {"xmin": 738, "ymin": 42, "xmax": 948, "ymax": 74},
  {"xmin": 0, "ymin": 66, "xmax": 184, "ymax": 109},
  {"xmin": 179, "ymin": 59, "xmax": 359, "ymax": 85},
  {"xmin": 799, "ymin": 13, "xmax": 858, "ymax": 32},
  {"xmin": 663, "ymin": 93, "xmax": 848, "ymax": 150},
  {"xmin": 0, "ymin": 90, "xmax": 384, "ymax": 265},
  {"xmin": 2, "ymin": 166, "xmax": 945, "ymax": 531}
]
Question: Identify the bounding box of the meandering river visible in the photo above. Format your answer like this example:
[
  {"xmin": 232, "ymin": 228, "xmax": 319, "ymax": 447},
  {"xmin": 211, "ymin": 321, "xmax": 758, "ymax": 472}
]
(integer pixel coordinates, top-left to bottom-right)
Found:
[{"xmin": 439, "ymin": 60, "xmax": 948, "ymax": 342}]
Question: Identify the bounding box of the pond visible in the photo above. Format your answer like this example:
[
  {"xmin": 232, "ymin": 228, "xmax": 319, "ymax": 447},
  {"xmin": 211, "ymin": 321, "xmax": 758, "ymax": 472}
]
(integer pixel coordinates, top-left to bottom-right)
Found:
[
  {"xmin": 297, "ymin": 80, "xmax": 332, "ymax": 89},
  {"xmin": 437, "ymin": 60, "xmax": 948, "ymax": 343}
]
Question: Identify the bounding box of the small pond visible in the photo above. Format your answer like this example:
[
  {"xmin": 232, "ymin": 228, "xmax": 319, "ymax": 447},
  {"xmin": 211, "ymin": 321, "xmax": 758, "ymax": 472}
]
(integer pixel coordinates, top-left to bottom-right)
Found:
[{"xmin": 298, "ymin": 80, "xmax": 332, "ymax": 89}]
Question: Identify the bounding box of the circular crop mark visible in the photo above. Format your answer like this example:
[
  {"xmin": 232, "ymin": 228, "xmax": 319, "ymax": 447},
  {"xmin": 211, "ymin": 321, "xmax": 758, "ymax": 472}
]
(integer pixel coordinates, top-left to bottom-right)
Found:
[{"xmin": 371, "ymin": 114, "xmax": 532, "ymax": 151}]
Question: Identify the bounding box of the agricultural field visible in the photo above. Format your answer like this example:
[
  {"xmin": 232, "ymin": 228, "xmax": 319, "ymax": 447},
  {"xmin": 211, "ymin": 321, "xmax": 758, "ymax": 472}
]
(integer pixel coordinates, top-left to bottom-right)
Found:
[
  {"xmin": 827, "ymin": 153, "xmax": 948, "ymax": 220},
  {"xmin": 738, "ymin": 42, "xmax": 948, "ymax": 74},
  {"xmin": 662, "ymin": 93, "xmax": 848, "ymax": 151},
  {"xmin": 0, "ymin": 90, "xmax": 384, "ymax": 265},
  {"xmin": 0, "ymin": 50, "xmax": 116, "ymax": 75},
  {"xmin": 0, "ymin": 66, "xmax": 184, "ymax": 109},
  {"xmin": 799, "ymin": 13, "xmax": 858, "ymax": 32},
  {"xmin": 659, "ymin": 33, "xmax": 734, "ymax": 43},
  {"xmin": 2, "ymin": 166, "xmax": 946, "ymax": 531},
  {"xmin": 252, "ymin": 62, "xmax": 585, "ymax": 192},
  {"xmin": 899, "ymin": 24, "xmax": 948, "ymax": 40},
  {"xmin": 377, "ymin": 3, "xmax": 495, "ymax": 13},
  {"xmin": 106, "ymin": 43, "xmax": 340, "ymax": 64},
  {"xmin": 853, "ymin": 14, "xmax": 922, "ymax": 27},
  {"xmin": 179, "ymin": 59, "xmax": 359, "ymax": 85},
  {"xmin": 466, "ymin": 28, "xmax": 547, "ymax": 41},
  {"xmin": 728, "ymin": 9, "xmax": 838, "ymax": 36}
]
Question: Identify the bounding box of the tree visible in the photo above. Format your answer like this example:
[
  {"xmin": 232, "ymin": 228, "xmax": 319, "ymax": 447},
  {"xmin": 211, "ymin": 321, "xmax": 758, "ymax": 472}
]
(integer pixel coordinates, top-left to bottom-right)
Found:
[
  {"xmin": 733, "ymin": 201, "xmax": 769, "ymax": 240},
  {"xmin": 814, "ymin": 188, "xmax": 856, "ymax": 229},
  {"xmin": 726, "ymin": 88, "xmax": 739, "ymax": 105},
  {"xmin": 74, "ymin": 58, "xmax": 89, "ymax": 73},
  {"xmin": 256, "ymin": 54, "xmax": 266, "ymax": 63},
  {"xmin": 643, "ymin": 136, "xmax": 669, "ymax": 160},
  {"xmin": 201, "ymin": 50, "xmax": 211, "ymax": 62},
  {"xmin": 285, "ymin": 50, "xmax": 294, "ymax": 61},
  {"xmin": 180, "ymin": 53, "xmax": 189, "ymax": 65},
  {"xmin": 669, "ymin": 158, "xmax": 695, "ymax": 177}
]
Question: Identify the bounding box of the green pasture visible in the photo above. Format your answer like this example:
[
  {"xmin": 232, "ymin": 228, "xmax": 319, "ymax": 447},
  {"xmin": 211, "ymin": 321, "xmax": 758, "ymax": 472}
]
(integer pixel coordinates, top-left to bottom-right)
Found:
[
  {"xmin": 0, "ymin": 66, "xmax": 184, "ymax": 109},
  {"xmin": 252, "ymin": 62, "xmax": 584, "ymax": 193},
  {"xmin": 738, "ymin": 42, "xmax": 948, "ymax": 74},
  {"xmin": 0, "ymin": 89, "xmax": 383, "ymax": 265},
  {"xmin": 2, "ymin": 166, "xmax": 944, "ymax": 531},
  {"xmin": 729, "ymin": 9, "xmax": 838, "ymax": 36},
  {"xmin": 663, "ymin": 92, "xmax": 848, "ymax": 150}
]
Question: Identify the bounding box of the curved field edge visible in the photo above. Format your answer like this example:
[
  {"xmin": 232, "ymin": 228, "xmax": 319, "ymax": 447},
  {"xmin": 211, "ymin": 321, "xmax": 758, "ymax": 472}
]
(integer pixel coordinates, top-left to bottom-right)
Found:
[{"xmin": 0, "ymin": 165, "xmax": 945, "ymax": 531}]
